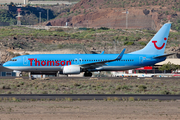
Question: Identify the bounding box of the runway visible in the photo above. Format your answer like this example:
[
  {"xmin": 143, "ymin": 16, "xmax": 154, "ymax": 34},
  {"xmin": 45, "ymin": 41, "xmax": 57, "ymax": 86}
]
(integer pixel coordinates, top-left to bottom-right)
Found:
[
  {"xmin": 0, "ymin": 94, "xmax": 180, "ymax": 100},
  {"xmin": 0, "ymin": 76, "xmax": 180, "ymax": 80}
]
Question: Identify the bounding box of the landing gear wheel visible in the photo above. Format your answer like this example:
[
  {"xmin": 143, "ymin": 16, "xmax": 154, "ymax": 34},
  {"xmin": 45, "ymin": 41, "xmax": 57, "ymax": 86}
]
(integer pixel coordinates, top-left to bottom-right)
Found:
[
  {"xmin": 19, "ymin": 73, "xmax": 22, "ymax": 77},
  {"xmin": 84, "ymin": 72, "xmax": 92, "ymax": 77}
]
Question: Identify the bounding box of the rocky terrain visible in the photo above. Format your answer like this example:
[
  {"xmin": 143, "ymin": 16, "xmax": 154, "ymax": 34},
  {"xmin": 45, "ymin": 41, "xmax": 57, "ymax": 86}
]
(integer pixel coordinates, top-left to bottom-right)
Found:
[{"xmin": 47, "ymin": 0, "xmax": 180, "ymax": 31}]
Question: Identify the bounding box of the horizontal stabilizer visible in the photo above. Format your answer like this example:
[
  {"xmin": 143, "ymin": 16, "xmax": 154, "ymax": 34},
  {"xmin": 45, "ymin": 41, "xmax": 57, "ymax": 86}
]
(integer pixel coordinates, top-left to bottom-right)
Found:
[{"xmin": 153, "ymin": 53, "xmax": 175, "ymax": 59}]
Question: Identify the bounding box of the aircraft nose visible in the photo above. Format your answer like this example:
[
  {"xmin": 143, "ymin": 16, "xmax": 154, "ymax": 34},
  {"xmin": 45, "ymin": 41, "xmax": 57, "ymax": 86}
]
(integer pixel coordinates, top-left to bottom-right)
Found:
[
  {"xmin": 3, "ymin": 63, "xmax": 7, "ymax": 68},
  {"xmin": 3, "ymin": 62, "xmax": 10, "ymax": 68}
]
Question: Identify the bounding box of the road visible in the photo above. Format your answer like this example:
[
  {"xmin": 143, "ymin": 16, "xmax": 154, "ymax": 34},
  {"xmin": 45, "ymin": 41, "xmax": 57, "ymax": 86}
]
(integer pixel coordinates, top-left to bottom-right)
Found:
[
  {"xmin": 29, "ymin": 1, "xmax": 76, "ymax": 5},
  {"xmin": 0, "ymin": 94, "xmax": 180, "ymax": 100}
]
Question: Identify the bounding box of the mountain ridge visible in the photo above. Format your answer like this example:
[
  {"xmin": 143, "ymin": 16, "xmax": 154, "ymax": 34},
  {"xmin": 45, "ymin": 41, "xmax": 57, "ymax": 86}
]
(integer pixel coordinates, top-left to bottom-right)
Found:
[{"xmin": 47, "ymin": 0, "xmax": 180, "ymax": 31}]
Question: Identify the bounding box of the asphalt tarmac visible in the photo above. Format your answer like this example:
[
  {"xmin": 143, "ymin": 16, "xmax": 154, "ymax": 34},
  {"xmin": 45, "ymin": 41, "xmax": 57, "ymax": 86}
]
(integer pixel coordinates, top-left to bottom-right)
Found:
[{"xmin": 0, "ymin": 94, "xmax": 180, "ymax": 100}]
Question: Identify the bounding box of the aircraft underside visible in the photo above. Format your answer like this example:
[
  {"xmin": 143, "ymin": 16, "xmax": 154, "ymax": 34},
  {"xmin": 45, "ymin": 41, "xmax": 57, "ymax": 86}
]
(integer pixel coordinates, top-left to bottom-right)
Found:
[{"xmin": 10, "ymin": 66, "xmax": 142, "ymax": 72}]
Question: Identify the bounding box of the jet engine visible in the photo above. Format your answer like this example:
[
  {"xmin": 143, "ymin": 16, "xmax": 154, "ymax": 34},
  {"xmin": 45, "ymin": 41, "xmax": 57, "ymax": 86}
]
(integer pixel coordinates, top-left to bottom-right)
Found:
[{"xmin": 62, "ymin": 65, "xmax": 80, "ymax": 74}]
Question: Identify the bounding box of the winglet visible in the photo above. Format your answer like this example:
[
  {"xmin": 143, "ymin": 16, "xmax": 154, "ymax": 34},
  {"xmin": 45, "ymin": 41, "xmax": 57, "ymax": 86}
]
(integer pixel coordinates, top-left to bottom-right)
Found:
[
  {"xmin": 116, "ymin": 48, "xmax": 126, "ymax": 60},
  {"xmin": 101, "ymin": 51, "xmax": 104, "ymax": 54}
]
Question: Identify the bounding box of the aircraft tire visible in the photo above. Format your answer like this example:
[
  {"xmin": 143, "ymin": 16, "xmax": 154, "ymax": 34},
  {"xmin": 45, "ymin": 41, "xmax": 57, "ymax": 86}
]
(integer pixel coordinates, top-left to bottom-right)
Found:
[
  {"xmin": 84, "ymin": 72, "xmax": 92, "ymax": 77},
  {"xmin": 19, "ymin": 73, "xmax": 22, "ymax": 77}
]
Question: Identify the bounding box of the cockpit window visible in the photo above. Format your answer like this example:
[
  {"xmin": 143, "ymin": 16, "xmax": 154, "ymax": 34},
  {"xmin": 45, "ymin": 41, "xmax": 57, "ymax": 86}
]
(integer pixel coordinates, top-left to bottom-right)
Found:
[{"xmin": 10, "ymin": 59, "xmax": 17, "ymax": 61}]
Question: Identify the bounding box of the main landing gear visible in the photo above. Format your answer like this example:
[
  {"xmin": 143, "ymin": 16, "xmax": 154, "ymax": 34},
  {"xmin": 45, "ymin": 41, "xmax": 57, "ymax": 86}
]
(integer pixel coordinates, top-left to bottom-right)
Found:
[
  {"xmin": 19, "ymin": 73, "xmax": 22, "ymax": 77},
  {"xmin": 84, "ymin": 72, "xmax": 92, "ymax": 77}
]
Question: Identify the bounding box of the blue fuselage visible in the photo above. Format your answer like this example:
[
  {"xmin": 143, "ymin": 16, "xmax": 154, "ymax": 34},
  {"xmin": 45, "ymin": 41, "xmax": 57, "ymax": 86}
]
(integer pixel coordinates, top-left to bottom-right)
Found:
[{"xmin": 3, "ymin": 53, "xmax": 165, "ymax": 72}]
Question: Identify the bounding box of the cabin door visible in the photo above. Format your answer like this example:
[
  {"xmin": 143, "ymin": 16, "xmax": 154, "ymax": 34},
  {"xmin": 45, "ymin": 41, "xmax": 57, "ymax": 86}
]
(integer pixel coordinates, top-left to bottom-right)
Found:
[
  {"xmin": 139, "ymin": 56, "xmax": 144, "ymax": 64},
  {"xmin": 23, "ymin": 57, "xmax": 28, "ymax": 65}
]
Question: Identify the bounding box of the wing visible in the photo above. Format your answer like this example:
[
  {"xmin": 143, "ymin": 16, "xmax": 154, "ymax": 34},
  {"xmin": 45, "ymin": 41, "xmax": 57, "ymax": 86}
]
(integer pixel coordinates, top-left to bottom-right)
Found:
[{"xmin": 80, "ymin": 48, "xmax": 126, "ymax": 69}]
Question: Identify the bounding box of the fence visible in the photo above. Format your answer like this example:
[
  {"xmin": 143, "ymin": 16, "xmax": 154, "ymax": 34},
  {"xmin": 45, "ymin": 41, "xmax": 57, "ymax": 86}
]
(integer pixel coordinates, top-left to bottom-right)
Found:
[
  {"xmin": 29, "ymin": 0, "xmax": 79, "ymax": 1},
  {"xmin": 74, "ymin": 15, "xmax": 156, "ymax": 30},
  {"xmin": 0, "ymin": 22, "xmax": 9, "ymax": 26}
]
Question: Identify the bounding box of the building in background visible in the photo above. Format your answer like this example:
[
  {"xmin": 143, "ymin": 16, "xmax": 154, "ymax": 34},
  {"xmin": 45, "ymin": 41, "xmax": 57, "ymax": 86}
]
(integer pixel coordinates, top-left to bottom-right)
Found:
[
  {"xmin": 0, "ymin": 65, "xmax": 16, "ymax": 77},
  {"xmin": 0, "ymin": 0, "xmax": 28, "ymax": 5}
]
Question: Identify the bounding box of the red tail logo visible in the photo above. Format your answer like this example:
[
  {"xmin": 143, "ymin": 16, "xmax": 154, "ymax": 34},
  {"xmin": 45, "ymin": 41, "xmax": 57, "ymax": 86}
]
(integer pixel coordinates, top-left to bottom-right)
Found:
[{"xmin": 152, "ymin": 37, "xmax": 167, "ymax": 50}]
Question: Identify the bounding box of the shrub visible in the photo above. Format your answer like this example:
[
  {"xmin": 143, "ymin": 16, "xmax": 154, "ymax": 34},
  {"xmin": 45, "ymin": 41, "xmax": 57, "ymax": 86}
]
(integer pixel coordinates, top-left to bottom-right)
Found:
[
  {"xmin": 122, "ymin": 85, "xmax": 129, "ymax": 90},
  {"xmin": 90, "ymin": 28, "xmax": 96, "ymax": 31},
  {"xmin": 20, "ymin": 82, "xmax": 24, "ymax": 85},
  {"xmin": 74, "ymin": 83, "xmax": 81, "ymax": 87},
  {"xmin": 124, "ymin": 41, "xmax": 134, "ymax": 45},
  {"xmin": 42, "ymin": 91, "xmax": 48, "ymax": 94},
  {"xmin": 116, "ymin": 36, "xmax": 128, "ymax": 41},
  {"xmin": 138, "ymin": 41, "xmax": 146, "ymax": 46},
  {"xmin": 56, "ymin": 28, "xmax": 64, "ymax": 32},
  {"xmin": 9, "ymin": 52, "xmax": 21, "ymax": 57},
  {"xmin": 58, "ymin": 44, "xmax": 65, "ymax": 49},
  {"xmin": 98, "ymin": 27, "xmax": 109, "ymax": 30},
  {"xmin": 2, "ymin": 85, "xmax": 11, "ymax": 89},
  {"xmin": 70, "ymin": 34, "xmax": 78, "ymax": 39},
  {"xmin": 115, "ymin": 85, "xmax": 121, "ymax": 90},
  {"xmin": 127, "ymin": 36, "xmax": 141, "ymax": 41},
  {"xmin": 161, "ymin": 90, "xmax": 171, "ymax": 95},
  {"xmin": 159, "ymin": 62, "xmax": 180, "ymax": 72},
  {"xmin": 7, "ymin": 91, "xmax": 12, "ymax": 94},
  {"xmin": 128, "ymin": 97, "xmax": 134, "ymax": 101},
  {"xmin": 138, "ymin": 85, "xmax": 147, "ymax": 91},
  {"xmin": 165, "ymin": 11, "xmax": 169, "ymax": 15},
  {"xmin": 65, "ymin": 97, "xmax": 72, "ymax": 101}
]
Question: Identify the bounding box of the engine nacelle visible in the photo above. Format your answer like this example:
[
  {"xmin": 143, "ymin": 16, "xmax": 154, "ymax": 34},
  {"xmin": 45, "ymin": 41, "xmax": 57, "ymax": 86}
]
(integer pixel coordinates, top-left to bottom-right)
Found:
[{"xmin": 62, "ymin": 65, "xmax": 80, "ymax": 74}]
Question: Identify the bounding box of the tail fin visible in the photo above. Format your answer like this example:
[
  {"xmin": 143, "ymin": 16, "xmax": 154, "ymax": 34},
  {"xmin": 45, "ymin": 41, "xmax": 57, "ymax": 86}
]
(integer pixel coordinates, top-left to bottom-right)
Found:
[{"xmin": 130, "ymin": 22, "xmax": 171, "ymax": 55}]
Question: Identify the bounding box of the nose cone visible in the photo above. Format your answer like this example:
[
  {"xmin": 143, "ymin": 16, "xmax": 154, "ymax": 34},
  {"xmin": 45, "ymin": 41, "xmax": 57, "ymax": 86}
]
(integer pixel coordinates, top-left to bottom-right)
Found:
[
  {"xmin": 3, "ymin": 62, "xmax": 8, "ymax": 68},
  {"xmin": 3, "ymin": 63, "xmax": 6, "ymax": 67},
  {"xmin": 3, "ymin": 62, "xmax": 11, "ymax": 69}
]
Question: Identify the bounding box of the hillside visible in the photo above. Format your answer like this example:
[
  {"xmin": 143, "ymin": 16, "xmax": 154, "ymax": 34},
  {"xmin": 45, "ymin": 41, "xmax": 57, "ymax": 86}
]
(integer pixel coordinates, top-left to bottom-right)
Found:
[
  {"xmin": 1, "ymin": 24, "xmax": 180, "ymax": 63},
  {"xmin": 48, "ymin": 0, "xmax": 180, "ymax": 31},
  {"xmin": 2, "ymin": 0, "xmax": 180, "ymax": 62}
]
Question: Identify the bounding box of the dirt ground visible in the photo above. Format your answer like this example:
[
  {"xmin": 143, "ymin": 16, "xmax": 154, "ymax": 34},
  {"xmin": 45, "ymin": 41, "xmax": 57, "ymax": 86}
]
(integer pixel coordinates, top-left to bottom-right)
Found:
[{"xmin": 0, "ymin": 100, "xmax": 179, "ymax": 120}]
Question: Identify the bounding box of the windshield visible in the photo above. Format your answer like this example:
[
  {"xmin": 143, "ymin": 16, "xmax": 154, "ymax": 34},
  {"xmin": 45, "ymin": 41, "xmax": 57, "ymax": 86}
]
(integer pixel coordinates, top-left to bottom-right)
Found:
[{"xmin": 10, "ymin": 59, "xmax": 17, "ymax": 61}]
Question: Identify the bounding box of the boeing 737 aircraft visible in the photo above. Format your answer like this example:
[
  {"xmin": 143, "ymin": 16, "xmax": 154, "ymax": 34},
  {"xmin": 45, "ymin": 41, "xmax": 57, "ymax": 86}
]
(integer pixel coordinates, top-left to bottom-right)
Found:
[{"xmin": 3, "ymin": 22, "xmax": 173, "ymax": 77}]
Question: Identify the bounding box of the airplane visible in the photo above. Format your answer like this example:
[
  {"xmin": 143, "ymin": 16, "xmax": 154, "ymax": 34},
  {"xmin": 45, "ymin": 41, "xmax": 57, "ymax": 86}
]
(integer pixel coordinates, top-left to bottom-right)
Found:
[{"xmin": 3, "ymin": 22, "xmax": 173, "ymax": 77}]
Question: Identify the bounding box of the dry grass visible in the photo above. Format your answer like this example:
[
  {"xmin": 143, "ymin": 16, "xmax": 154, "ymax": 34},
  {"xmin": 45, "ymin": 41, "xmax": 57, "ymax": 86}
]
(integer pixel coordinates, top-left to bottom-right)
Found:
[{"xmin": 0, "ymin": 78, "xmax": 180, "ymax": 94}]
